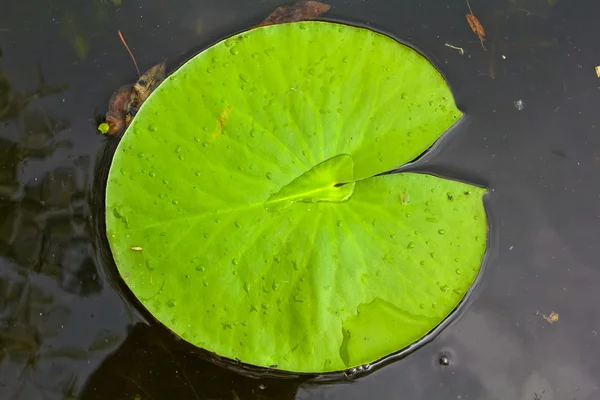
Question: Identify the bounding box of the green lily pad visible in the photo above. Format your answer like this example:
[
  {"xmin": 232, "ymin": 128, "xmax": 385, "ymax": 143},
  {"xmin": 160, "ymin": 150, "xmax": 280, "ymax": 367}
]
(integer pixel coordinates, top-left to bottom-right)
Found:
[{"xmin": 105, "ymin": 21, "xmax": 487, "ymax": 373}]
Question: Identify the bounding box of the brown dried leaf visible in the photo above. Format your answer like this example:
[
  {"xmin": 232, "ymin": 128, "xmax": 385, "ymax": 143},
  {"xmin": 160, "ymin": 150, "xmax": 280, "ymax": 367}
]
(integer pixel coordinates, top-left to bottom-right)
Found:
[
  {"xmin": 104, "ymin": 62, "xmax": 166, "ymax": 136},
  {"xmin": 466, "ymin": 13, "xmax": 485, "ymax": 40},
  {"xmin": 105, "ymin": 84, "xmax": 133, "ymax": 136},
  {"xmin": 466, "ymin": 13, "xmax": 486, "ymax": 50},
  {"xmin": 258, "ymin": 1, "xmax": 331, "ymax": 27},
  {"xmin": 125, "ymin": 62, "xmax": 167, "ymax": 125}
]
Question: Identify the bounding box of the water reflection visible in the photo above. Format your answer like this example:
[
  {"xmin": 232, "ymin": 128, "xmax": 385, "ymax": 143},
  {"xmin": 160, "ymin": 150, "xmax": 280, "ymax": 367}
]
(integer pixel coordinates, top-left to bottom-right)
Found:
[
  {"xmin": 81, "ymin": 323, "xmax": 304, "ymax": 400},
  {"xmin": 0, "ymin": 66, "xmax": 67, "ymax": 123},
  {"xmin": 0, "ymin": 63, "xmax": 112, "ymax": 398}
]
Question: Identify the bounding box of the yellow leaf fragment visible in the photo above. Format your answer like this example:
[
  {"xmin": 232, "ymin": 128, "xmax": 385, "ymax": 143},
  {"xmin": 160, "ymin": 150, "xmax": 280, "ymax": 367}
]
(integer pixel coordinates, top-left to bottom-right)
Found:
[{"xmin": 542, "ymin": 311, "xmax": 559, "ymax": 324}]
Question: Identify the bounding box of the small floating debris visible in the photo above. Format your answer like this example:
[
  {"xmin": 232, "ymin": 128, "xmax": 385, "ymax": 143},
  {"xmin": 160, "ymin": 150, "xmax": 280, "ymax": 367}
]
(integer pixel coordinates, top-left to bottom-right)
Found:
[
  {"xmin": 439, "ymin": 355, "xmax": 450, "ymax": 366},
  {"xmin": 542, "ymin": 311, "xmax": 559, "ymax": 324},
  {"xmin": 514, "ymin": 99, "xmax": 524, "ymax": 111},
  {"xmin": 595, "ymin": 65, "xmax": 600, "ymax": 78},
  {"xmin": 444, "ymin": 43, "xmax": 465, "ymax": 55},
  {"xmin": 98, "ymin": 122, "xmax": 110, "ymax": 134},
  {"xmin": 130, "ymin": 246, "xmax": 143, "ymax": 251}
]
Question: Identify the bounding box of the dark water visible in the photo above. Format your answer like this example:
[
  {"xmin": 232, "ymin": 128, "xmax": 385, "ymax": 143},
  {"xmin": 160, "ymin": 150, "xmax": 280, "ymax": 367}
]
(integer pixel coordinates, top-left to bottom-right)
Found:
[{"xmin": 2, "ymin": 0, "xmax": 600, "ymax": 399}]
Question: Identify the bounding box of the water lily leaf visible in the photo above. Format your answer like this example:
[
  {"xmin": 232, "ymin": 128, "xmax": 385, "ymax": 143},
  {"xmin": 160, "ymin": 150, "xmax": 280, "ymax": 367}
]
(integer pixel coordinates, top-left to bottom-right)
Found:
[{"xmin": 105, "ymin": 21, "xmax": 487, "ymax": 373}]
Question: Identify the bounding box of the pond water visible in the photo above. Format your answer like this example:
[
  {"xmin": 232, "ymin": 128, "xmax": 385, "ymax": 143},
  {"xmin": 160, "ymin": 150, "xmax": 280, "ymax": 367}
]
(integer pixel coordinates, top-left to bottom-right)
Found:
[{"xmin": 1, "ymin": 0, "xmax": 600, "ymax": 399}]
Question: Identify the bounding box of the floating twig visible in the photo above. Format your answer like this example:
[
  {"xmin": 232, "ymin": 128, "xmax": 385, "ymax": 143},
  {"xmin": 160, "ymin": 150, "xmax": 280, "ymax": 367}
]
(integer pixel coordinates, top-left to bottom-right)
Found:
[
  {"xmin": 118, "ymin": 30, "xmax": 141, "ymax": 76},
  {"xmin": 445, "ymin": 43, "xmax": 465, "ymax": 55}
]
